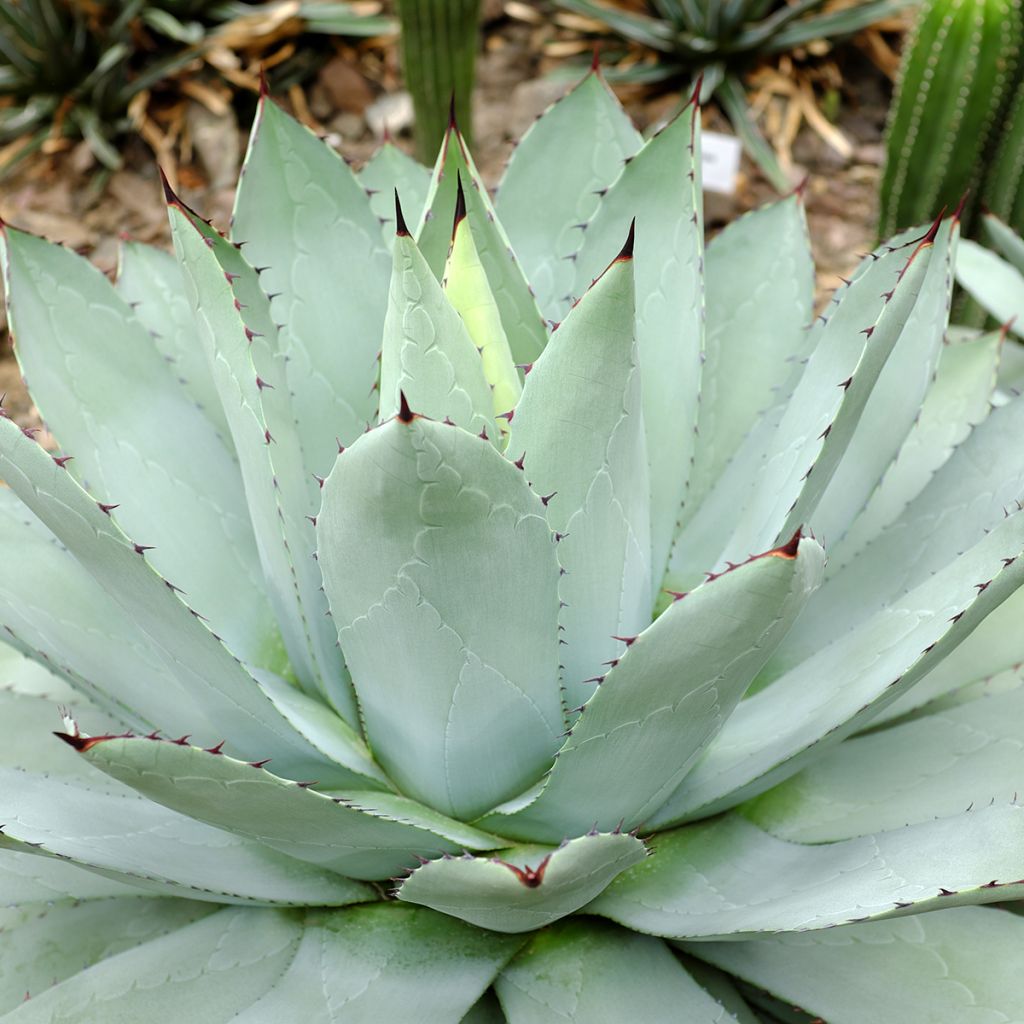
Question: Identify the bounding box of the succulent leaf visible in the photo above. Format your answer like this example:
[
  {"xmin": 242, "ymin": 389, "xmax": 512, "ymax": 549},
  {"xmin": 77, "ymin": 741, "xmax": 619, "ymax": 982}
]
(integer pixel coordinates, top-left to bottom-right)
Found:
[
  {"xmin": 481, "ymin": 537, "xmax": 824, "ymax": 843},
  {"xmin": 168, "ymin": 200, "xmax": 355, "ymax": 720},
  {"xmin": 0, "ymin": 224, "xmax": 278, "ymax": 667},
  {"xmin": 505, "ymin": 241, "xmax": 650, "ymax": 707},
  {"xmin": 317, "ymin": 415, "xmax": 564, "ymax": 820},
  {"xmin": 0, "ymin": 766, "xmax": 373, "ymax": 905},
  {"xmin": 684, "ymin": 908, "xmax": 1024, "ymax": 1024},
  {"xmin": 231, "ymin": 94, "xmax": 392, "ymax": 470},
  {"xmin": 359, "ymin": 141, "xmax": 433, "ymax": 247},
  {"xmin": 72, "ymin": 734, "xmax": 504, "ymax": 881},
  {"xmin": 397, "ymin": 832, "xmax": 647, "ymax": 933},
  {"xmin": 743, "ymin": 683, "xmax": 1024, "ymax": 841},
  {"xmin": 955, "ymin": 236, "xmax": 1024, "ymax": 335},
  {"xmin": 495, "ymin": 918, "xmax": 742, "ymax": 1023},
  {"xmin": 379, "ymin": 221, "xmax": 499, "ymax": 439},
  {"xmin": 416, "ymin": 122, "xmax": 547, "ymax": 366},
  {"xmin": 495, "ymin": 69, "xmax": 643, "ymax": 319},
  {"xmin": 572, "ymin": 99, "xmax": 704, "ymax": 586},
  {"xmin": 591, "ymin": 806, "xmax": 1024, "ymax": 938}
]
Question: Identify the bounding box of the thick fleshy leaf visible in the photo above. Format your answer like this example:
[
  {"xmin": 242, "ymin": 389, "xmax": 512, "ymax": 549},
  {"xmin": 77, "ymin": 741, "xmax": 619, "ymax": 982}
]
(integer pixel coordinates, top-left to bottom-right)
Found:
[
  {"xmin": 318, "ymin": 416, "xmax": 564, "ymax": 820},
  {"xmin": 229, "ymin": 904, "xmax": 522, "ymax": 1024},
  {"xmin": 0, "ymin": 414, "xmax": 341, "ymax": 780},
  {"xmin": 572, "ymin": 99, "xmax": 703, "ymax": 584},
  {"xmin": 810, "ymin": 217, "xmax": 956, "ymax": 548},
  {"xmin": 0, "ymin": 847, "xmax": 147, "ymax": 906},
  {"xmin": 590, "ymin": 806, "xmax": 1024, "ymax": 938},
  {"xmin": 505, "ymin": 241, "xmax": 649, "ymax": 707},
  {"xmin": 495, "ymin": 70, "xmax": 643, "ymax": 319},
  {"xmin": 115, "ymin": 238, "xmax": 232, "ymax": 443},
  {"xmin": 0, "ymin": 486, "xmax": 215, "ymax": 736},
  {"xmin": 955, "ymin": 237, "xmax": 1024, "ymax": 336},
  {"xmin": 772, "ymin": 391, "xmax": 1024, "ymax": 676},
  {"xmin": 872, "ymin": 586, "xmax": 1024, "ymax": 725},
  {"xmin": 495, "ymin": 918, "xmax": 741, "ymax": 1023},
  {"xmin": 481, "ymin": 537, "xmax": 824, "ymax": 843},
  {"xmin": 980, "ymin": 211, "xmax": 1024, "ymax": 274},
  {"xmin": 359, "ymin": 141, "xmax": 432, "ymax": 246},
  {"xmin": 0, "ymin": 225, "xmax": 276, "ymax": 666},
  {"xmin": 651, "ymin": 506, "xmax": 1024, "ymax": 823},
  {"xmin": 1, "ymin": 907, "xmax": 304, "ymax": 1022},
  {"xmin": 685, "ymin": 908, "xmax": 1024, "ymax": 1024},
  {"xmin": 231, "ymin": 94, "xmax": 392, "ymax": 466},
  {"xmin": 168, "ymin": 199, "xmax": 353, "ymax": 718},
  {"xmin": 719, "ymin": 224, "xmax": 937, "ymax": 564},
  {"xmin": 378, "ymin": 223, "xmax": 498, "ymax": 439},
  {"xmin": 75, "ymin": 735, "xmax": 502, "ymax": 881},
  {"xmin": 689, "ymin": 194, "xmax": 815, "ymax": 512},
  {"xmin": 442, "ymin": 189, "xmax": 522, "ymax": 421},
  {"xmin": 0, "ymin": 767, "xmax": 373, "ymax": 905},
  {"xmin": 743, "ymin": 685, "xmax": 1024, "ymax": 841},
  {"xmin": 416, "ymin": 125, "xmax": 547, "ymax": 365},
  {"xmin": 397, "ymin": 832, "xmax": 646, "ymax": 933},
  {"xmin": 830, "ymin": 328, "xmax": 1002, "ymax": 571},
  {"xmin": 2, "ymin": 897, "xmax": 213, "ymax": 1010}
]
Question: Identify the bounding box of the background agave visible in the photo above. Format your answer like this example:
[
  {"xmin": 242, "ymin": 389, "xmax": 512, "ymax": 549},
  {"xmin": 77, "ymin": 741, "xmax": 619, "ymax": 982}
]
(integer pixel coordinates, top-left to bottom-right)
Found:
[{"xmin": 0, "ymin": 68, "xmax": 1023, "ymax": 1021}]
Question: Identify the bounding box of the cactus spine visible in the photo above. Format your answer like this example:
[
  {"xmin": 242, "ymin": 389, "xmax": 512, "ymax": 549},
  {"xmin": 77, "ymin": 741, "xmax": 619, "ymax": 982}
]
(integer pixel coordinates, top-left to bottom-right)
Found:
[{"xmin": 880, "ymin": 0, "xmax": 1023, "ymax": 237}]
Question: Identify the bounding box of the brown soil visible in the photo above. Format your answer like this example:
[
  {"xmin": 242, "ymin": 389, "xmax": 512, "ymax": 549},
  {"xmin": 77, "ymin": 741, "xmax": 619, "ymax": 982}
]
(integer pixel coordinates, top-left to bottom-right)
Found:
[{"xmin": 0, "ymin": 12, "xmax": 891, "ymax": 435}]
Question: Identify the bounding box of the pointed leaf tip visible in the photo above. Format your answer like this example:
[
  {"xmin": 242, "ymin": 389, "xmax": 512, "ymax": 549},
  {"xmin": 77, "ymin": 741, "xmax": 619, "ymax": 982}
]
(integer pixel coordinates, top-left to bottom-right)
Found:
[
  {"xmin": 774, "ymin": 527, "xmax": 803, "ymax": 559},
  {"xmin": 615, "ymin": 218, "xmax": 636, "ymax": 262},
  {"xmin": 394, "ymin": 190, "xmax": 410, "ymax": 236},
  {"xmin": 452, "ymin": 171, "xmax": 467, "ymax": 237},
  {"xmin": 447, "ymin": 92, "xmax": 458, "ymax": 131},
  {"xmin": 53, "ymin": 731, "xmax": 128, "ymax": 752},
  {"xmin": 952, "ymin": 190, "xmax": 969, "ymax": 223},
  {"xmin": 159, "ymin": 167, "xmax": 179, "ymax": 206},
  {"xmin": 397, "ymin": 390, "xmax": 416, "ymax": 423},
  {"xmin": 690, "ymin": 71, "xmax": 704, "ymax": 107},
  {"xmin": 258, "ymin": 64, "xmax": 270, "ymax": 98},
  {"xmin": 590, "ymin": 44, "xmax": 601, "ymax": 73}
]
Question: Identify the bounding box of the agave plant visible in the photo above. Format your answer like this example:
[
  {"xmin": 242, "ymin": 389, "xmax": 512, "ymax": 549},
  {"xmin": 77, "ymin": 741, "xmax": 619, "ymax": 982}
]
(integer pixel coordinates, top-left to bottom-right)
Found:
[
  {"xmin": 552, "ymin": 0, "xmax": 915, "ymax": 190},
  {"xmin": 0, "ymin": 69, "xmax": 1022, "ymax": 1021}
]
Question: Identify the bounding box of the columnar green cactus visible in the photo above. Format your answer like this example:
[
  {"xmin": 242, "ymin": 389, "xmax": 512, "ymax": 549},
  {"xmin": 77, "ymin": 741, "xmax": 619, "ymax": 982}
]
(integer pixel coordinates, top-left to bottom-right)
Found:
[
  {"xmin": 0, "ymin": 70, "xmax": 1023, "ymax": 1020},
  {"xmin": 880, "ymin": 0, "xmax": 1023, "ymax": 237}
]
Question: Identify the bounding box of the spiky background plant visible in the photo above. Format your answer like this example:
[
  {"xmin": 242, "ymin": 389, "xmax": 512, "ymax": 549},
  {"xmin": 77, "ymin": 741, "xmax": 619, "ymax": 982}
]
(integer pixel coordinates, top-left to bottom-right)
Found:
[
  {"xmin": 0, "ymin": 68, "xmax": 1023, "ymax": 1021},
  {"xmin": 552, "ymin": 0, "xmax": 914, "ymax": 190}
]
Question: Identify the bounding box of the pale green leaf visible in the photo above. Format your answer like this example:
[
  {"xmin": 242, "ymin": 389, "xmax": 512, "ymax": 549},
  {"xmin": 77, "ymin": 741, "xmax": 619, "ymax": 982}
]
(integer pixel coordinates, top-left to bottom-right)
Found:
[
  {"xmin": 684, "ymin": 907, "xmax": 1024, "ymax": 1024},
  {"xmin": 0, "ymin": 225, "xmax": 276, "ymax": 666},
  {"xmin": 115, "ymin": 239, "xmax": 233, "ymax": 443},
  {"xmin": 590, "ymin": 805, "xmax": 1024, "ymax": 938},
  {"xmin": 397, "ymin": 833, "xmax": 646, "ymax": 933},
  {"xmin": 0, "ymin": 767, "xmax": 373, "ymax": 905},
  {"xmin": 0, "ymin": 847, "xmax": 147, "ymax": 906},
  {"xmin": 1, "ymin": 897, "xmax": 213, "ymax": 1011},
  {"xmin": 571, "ymin": 102, "xmax": 703, "ymax": 585},
  {"xmin": 231, "ymin": 904, "xmax": 521, "ymax": 1024},
  {"xmin": 770, "ymin": 391, "xmax": 1024, "ymax": 678},
  {"xmin": 720, "ymin": 226, "xmax": 937, "ymax": 565},
  {"xmin": 743, "ymin": 685, "xmax": 1024, "ymax": 841},
  {"xmin": 358, "ymin": 141, "xmax": 432, "ymax": 247},
  {"xmin": 379, "ymin": 227, "xmax": 498, "ymax": 439},
  {"xmin": 0, "ymin": 906, "xmax": 303, "ymax": 1022},
  {"xmin": 0, "ymin": 486, "xmax": 209, "ymax": 736},
  {"xmin": 830, "ymin": 328, "xmax": 1002, "ymax": 572},
  {"xmin": 495, "ymin": 70, "xmax": 643, "ymax": 319},
  {"xmin": 495, "ymin": 918, "xmax": 741, "ymax": 1023},
  {"xmin": 0, "ymin": 415, "xmax": 343, "ymax": 781},
  {"xmin": 505, "ymin": 245, "xmax": 650, "ymax": 708},
  {"xmin": 415, "ymin": 126, "xmax": 547, "ymax": 365},
  {"xmin": 317, "ymin": 416, "xmax": 564, "ymax": 820},
  {"xmin": 956, "ymin": 237, "xmax": 1024, "ymax": 336},
  {"xmin": 811, "ymin": 218, "xmax": 956, "ymax": 548},
  {"xmin": 650, "ymin": 506, "xmax": 1024, "ymax": 823},
  {"xmin": 76, "ymin": 735, "xmax": 501, "ymax": 881},
  {"xmin": 168, "ymin": 200, "xmax": 353, "ymax": 719},
  {"xmin": 481, "ymin": 538, "xmax": 824, "ymax": 843},
  {"xmin": 689, "ymin": 195, "xmax": 815, "ymax": 511},
  {"xmin": 232, "ymin": 96, "xmax": 392, "ymax": 466},
  {"xmin": 442, "ymin": 195, "xmax": 522, "ymax": 422},
  {"xmin": 981, "ymin": 212, "xmax": 1024, "ymax": 274}
]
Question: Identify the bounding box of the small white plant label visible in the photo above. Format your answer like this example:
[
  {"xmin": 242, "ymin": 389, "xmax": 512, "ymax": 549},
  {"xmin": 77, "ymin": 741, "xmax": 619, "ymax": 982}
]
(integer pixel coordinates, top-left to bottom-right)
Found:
[{"xmin": 702, "ymin": 131, "xmax": 742, "ymax": 195}]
